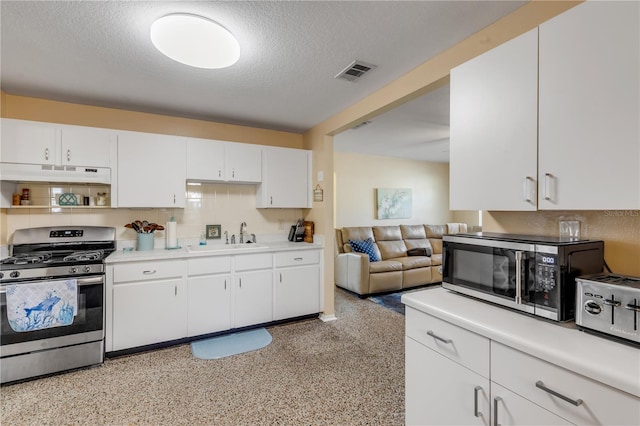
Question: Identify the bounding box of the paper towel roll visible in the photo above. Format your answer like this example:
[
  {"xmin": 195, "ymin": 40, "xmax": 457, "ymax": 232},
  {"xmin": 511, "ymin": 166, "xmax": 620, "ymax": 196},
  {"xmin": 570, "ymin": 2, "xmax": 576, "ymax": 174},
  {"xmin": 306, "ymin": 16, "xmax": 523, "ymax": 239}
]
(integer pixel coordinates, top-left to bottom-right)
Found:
[{"xmin": 166, "ymin": 221, "xmax": 177, "ymax": 249}]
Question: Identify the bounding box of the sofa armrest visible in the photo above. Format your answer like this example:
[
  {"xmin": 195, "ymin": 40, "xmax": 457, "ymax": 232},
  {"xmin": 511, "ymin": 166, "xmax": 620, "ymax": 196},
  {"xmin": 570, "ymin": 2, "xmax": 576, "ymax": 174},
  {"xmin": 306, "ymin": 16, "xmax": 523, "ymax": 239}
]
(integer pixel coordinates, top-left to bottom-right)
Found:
[{"xmin": 335, "ymin": 252, "xmax": 371, "ymax": 295}]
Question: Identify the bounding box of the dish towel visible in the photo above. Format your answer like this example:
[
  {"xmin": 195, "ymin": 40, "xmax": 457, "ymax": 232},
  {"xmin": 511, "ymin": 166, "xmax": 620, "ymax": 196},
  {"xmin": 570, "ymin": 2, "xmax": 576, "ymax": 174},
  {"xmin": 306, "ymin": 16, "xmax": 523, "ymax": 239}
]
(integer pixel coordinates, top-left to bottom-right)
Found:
[{"xmin": 6, "ymin": 279, "xmax": 78, "ymax": 332}]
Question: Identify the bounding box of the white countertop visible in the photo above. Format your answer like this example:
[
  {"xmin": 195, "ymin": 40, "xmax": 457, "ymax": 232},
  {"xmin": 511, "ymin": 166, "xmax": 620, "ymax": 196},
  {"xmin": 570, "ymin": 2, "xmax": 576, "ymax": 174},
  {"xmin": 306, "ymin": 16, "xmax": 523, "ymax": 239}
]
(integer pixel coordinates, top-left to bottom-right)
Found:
[
  {"xmin": 402, "ymin": 287, "xmax": 640, "ymax": 398},
  {"xmin": 106, "ymin": 241, "xmax": 323, "ymax": 263}
]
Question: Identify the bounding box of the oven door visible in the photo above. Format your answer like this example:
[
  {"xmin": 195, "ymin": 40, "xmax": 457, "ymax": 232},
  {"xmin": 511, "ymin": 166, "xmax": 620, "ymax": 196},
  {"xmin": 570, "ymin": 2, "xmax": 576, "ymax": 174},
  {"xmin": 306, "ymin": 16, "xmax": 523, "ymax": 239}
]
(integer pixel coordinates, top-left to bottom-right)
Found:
[
  {"xmin": 0, "ymin": 275, "xmax": 104, "ymax": 357},
  {"xmin": 442, "ymin": 238, "xmax": 536, "ymax": 314}
]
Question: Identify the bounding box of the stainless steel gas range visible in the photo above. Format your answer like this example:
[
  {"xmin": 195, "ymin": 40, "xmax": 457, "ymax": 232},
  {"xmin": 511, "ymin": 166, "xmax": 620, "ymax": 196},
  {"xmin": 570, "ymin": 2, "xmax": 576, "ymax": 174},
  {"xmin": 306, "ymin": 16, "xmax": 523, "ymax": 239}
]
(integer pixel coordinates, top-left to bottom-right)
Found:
[
  {"xmin": 0, "ymin": 226, "xmax": 115, "ymax": 384},
  {"xmin": 576, "ymin": 273, "xmax": 640, "ymax": 346}
]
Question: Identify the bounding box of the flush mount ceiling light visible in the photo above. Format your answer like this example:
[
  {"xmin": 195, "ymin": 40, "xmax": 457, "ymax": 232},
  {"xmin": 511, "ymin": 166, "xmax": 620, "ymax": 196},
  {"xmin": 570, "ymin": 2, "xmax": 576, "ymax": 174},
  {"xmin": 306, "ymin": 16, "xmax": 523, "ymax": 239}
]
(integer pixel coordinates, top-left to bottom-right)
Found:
[{"xmin": 150, "ymin": 14, "xmax": 240, "ymax": 69}]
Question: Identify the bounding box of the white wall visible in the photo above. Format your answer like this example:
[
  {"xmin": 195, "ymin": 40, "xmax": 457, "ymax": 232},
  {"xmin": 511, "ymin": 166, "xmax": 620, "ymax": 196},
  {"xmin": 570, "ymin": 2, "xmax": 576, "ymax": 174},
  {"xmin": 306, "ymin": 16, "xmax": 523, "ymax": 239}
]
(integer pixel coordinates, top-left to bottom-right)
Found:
[{"xmin": 334, "ymin": 151, "xmax": 453, "ymax": 228}]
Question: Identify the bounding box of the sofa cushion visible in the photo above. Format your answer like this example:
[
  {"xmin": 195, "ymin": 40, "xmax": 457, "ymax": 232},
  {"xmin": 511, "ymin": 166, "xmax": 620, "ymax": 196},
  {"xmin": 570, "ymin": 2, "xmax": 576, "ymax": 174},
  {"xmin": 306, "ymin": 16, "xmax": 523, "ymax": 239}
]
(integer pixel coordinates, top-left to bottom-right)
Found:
[
  {"xmin": 377, "ymin": 240, "xmax": 408, "ymax": 260},
  {"xmin": 430, "ymin": 253, "xmax": 443, "ymax": 266},
  {"xmin": 425, "ymin": 224, "xmax": 447, "ymax": 239},
  {"xmin": 341, "ymin": 227, "xmax": 376, "ymax": 252},
  {"xmin": 395, "ymin": 256, "xmax": 432, "ymax": 270},
  {"xmin": 429, "ymin": 238, "xmax": 443, "ymax": 255},
  {"xmin": 369, "ymin": 259, "xmax": 403, "ymax": 273},
  {"xmin": 400, "ymin": 225, "xmax": 426, "ymax": 239},
  {"xmin": 349, "ymin": 238, "xmax": 381, "ymax": 262},
  {"xmin": 373, "ymin": 226, "xmax": 402, "ymax": 241}
]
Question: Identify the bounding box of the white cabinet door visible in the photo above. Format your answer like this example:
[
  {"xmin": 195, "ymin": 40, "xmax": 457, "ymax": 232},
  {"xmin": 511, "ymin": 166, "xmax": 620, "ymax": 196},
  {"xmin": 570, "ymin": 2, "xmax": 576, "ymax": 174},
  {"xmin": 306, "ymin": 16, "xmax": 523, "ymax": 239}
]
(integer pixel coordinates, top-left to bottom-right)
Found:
[
  {"xmin": 117, "ymin": 131, "xmax": 186, "ymax": 208},
  {"xmin": 538, "ymin": 1, "xmax": 640, "ymax": 209},
  {"xmin": 187, "ymin": 274, "xmax": 231, "ymax": 336},
  {"xmin": 450, "ymin": 28, "xmax": 538, "ymax": 211},
  {"xmin": 225, "ymin": 143, "xmax": 262, "ymax": 183},
  {"xmin": 186, "ymin": 138, "xmax": 225, "ymax": 181},
  {"xmin": 256, "ymin": 146, "xmax": 311, "ymax": 208},
  {"xmin": 491, "ymin": 382, "xmax": 572, "ymax": 426},
  {"xmin": 406, "ymin": 337, "xmax": 490, "ymax": 426},
  {"xmin": 112, "ymin": 279, "xmax": 187, "ymax": 351},
  {"xmin": 233, "ymin": 269, "xmax": 273, "ymax": 328},
  {"xmin": 1, "ymin": 118, "xmax": 58, "ymax": 165},
  {"xmin": 274, "ymin": 264, "xmax": 320, "ymax": 320},
  {"xmin": 59, "ymin": 125, "xmax": 113, "ymax": 168}
]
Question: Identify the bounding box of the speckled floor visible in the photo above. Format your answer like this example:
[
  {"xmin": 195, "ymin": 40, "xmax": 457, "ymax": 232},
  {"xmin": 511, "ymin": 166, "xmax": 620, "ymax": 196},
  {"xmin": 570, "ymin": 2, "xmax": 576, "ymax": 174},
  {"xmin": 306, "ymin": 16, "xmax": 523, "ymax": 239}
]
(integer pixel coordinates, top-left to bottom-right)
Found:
[{"xmin": 1, "ymin": 288, "xmax": 405, "ymax": 425}]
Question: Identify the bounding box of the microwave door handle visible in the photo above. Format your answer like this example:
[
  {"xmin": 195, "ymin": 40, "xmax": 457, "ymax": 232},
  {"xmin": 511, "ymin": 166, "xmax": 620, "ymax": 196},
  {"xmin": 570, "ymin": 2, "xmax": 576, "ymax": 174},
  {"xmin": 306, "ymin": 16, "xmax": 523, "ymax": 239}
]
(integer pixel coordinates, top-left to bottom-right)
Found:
[{"xmin": 515, "ymin": 251, "xmax": 523, "ymax": 304}]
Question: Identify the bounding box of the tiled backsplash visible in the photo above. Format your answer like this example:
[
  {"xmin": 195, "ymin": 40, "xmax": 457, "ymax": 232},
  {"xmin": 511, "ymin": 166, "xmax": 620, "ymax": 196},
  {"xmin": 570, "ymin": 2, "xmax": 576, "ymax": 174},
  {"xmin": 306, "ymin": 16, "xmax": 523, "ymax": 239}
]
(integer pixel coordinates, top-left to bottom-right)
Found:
[{"xmin": 3, "ymin": 183, "xmax": 303, "ymax": 245}]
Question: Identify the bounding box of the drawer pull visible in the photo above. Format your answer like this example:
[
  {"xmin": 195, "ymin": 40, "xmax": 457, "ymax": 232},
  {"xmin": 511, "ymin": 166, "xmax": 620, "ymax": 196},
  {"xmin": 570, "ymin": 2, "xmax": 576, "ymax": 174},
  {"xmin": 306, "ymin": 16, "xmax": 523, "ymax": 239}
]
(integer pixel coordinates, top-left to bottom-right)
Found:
[
  {"xmin": 294, "ymin": 257, "xmax": 303, "ymax": 261},
  {"xmin": 535, "ymin": 381, "xmax": 583, "ymax": 406},
  {"xmin": 426, "ymin": 330, "xmax": 452, "ymax": 344},
  {"xmin": 493, "ymin": 397, "xmax": 502, "ymax": 426},
  {"xmin": 143, "ymin": 270, "xmax": 157, "ymax": 275},
  {"xmin": 474, "ymin": 386, "xmax": 483, "ymax": 418}
]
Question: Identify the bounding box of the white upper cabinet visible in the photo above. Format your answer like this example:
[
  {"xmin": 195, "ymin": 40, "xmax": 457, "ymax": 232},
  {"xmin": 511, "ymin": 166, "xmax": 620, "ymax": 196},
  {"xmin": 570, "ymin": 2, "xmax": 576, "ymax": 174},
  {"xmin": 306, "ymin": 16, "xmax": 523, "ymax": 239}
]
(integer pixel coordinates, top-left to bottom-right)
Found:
[
  {"xmin": 117, "ymin": 131, "xmax": 186, "ymax": 208},
  {"xmin": 186, "ymin": 138, "xmax": 225, "ymax": 181},
  {"xmin": 1, "ymin": 118, "xmax": 58, "ymax": 165},
  {"xmin": 450, "ymin": 29, "xmax": 538, "ymax": 211},
  {"xmin": 538, "ymin": 0, "xmax": 639, "ymax": 210},
  {"xmin": 256, "ymin": 146, "xmax": 311, "ymax": 208},
  {"xmin": 225, "ymin": 143, "xmax": 262, "ymax": 183},
  {"xmin": 1, "ymin": 118, "xmax": 114, "ymax": 168},
  {"xmin": 186, "ymin": 138, "xmax": 261, "ymax": 183},
  {"xmin": 450, "ymin": 1, "xmax": 639, "ymax": 211}
]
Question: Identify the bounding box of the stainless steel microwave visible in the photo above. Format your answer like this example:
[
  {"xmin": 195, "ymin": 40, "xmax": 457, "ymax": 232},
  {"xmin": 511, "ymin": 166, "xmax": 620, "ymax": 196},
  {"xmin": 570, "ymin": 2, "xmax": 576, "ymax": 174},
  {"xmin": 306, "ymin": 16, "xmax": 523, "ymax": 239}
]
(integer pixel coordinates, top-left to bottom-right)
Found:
[{"xmin": 442, "ymin": 233, "xmax": 604, "ymax": 322}]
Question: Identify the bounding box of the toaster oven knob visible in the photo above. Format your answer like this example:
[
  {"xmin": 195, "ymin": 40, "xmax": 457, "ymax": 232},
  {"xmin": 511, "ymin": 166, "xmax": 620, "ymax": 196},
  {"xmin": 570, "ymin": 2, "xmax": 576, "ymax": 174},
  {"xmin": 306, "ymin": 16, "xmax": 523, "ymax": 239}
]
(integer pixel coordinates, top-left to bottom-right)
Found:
[
  {"xmin": 10, "ymin": 271, "xmax": 20, "ymax": 279},
  {"xmin": 69, "ymin": 266, "xmax": 78, "ymax": 274},
  {"xmin": 83, "ymin": 265, "xmax": 91, "ymax": 273},
  {"xmin": 584, "ymin": 301, "xmax": 602, "ymax": 315},
  {"xmin": 625, "ymin": 303, "xmax": 640, "ymax": 313}
]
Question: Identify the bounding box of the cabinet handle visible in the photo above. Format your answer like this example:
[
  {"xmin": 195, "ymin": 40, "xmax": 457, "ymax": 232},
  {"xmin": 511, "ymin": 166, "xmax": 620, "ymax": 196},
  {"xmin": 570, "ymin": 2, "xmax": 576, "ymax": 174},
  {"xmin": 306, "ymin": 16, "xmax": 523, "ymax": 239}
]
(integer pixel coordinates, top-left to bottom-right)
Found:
[
  {"xmin": 426, "ymin": 330, "xmax": 452, "ymax": 344},
  {"xmin": 173, "ymin": 194, "xmax": 176, "ymax": 204},
  {"xmin": 294, "ymin": 257, "xmax": 303, "ymax": 261},
  {"xmin": 232, "ymin": 169, "xmax": 235, "ymax": 178},
  {"xmin": 174, "ymin": 285, "xmax": 177, "ymax": 296},
  {"xmin": 543, "ymin": 173, "xmax": 554, "ymax": 201},
  {"xmin": 522, "ymin": 176, "xmax": 535, "ymax": 203},
  {"xmin": 493, "ymin": 397, "xmax": 502, "ymax": 426},
  {"xmin": 67, "ymin": 149, "xmax": 71, "ymax": 162},
  {"xmin": 535, "ymin": 381, "xmax": 583, "ymax": 406},
  {"xmin": 45, "ymin": 148, "xmax": 49, "ymax": 160},
  {"xmin": 224, "ymin": 279, "xmax": 227, "ymax": 290},
  {"xmin": 270, "ymin": 196, "xmax": 273, "ymax": 205},
  {"xmin": 474, "ymin": 386, "xmax": 483, "ymax": 418},
  {"xmin": 239, "ymin": 278, "xmax": 242, "ymax": 288},
  {"xmin": 218, "ymin": 169, "xmax": 221, "ymax": 178},
  {"xmin": 143, "ymin": 270, "xmax": 157, "ymax": 275}
]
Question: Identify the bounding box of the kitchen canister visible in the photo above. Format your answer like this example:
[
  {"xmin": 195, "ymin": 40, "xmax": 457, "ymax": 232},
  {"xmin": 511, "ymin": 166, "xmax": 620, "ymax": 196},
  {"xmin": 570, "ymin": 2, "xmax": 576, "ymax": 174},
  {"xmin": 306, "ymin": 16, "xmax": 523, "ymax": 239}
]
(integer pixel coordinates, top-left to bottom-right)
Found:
[{"xmin": 137, "ymin": 233, "xmax": 155, "ymax": 251}]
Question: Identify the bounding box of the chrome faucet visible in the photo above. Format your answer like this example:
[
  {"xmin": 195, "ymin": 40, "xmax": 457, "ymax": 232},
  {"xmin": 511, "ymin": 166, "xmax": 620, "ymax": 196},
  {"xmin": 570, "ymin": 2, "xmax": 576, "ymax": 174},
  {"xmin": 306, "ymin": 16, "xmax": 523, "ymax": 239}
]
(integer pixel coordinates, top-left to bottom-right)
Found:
[
  {"xmin": 230, "ymin": 234, "xmax": 236, "ymax": 244},
  {"xmin": 224, "ymin": 230, "xmax": 229, "ymax": 245},
  {"xmin": 239, "ymin": 221, "xmax": 247, "ymax": 244}
]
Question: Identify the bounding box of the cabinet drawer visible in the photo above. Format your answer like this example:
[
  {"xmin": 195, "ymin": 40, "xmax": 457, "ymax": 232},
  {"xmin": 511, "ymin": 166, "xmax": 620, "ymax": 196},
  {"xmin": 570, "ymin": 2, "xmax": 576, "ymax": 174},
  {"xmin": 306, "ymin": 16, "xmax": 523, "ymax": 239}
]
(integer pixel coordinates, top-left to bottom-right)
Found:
[
  {"xmin": 492, "ymin": 342, "xmax": 640, "ymax": 425},
  {"xmin": 406, "ymin": 306, "xmax": 489, "ymax": 378},
  {"xmin": 188, "ymin": 256, "xmax": 232, "ymax": 276},
  {"xmin": 275, "ymin": 250, "xmax": 320, "ymax": 267},
  {"xmin": 234, "ymin": 253, "xmax": 272, "ymax": 271},
  {"xmin": 113, "ymin": 260, "xmax": 186, "ymax": 283}
]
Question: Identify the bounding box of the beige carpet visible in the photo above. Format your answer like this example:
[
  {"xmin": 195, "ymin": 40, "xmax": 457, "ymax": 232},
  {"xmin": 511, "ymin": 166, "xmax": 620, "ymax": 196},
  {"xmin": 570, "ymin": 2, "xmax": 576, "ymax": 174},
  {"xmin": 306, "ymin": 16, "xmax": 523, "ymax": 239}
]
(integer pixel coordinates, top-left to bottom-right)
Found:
[{"xmin": 1, "ymin": 288, "xmax": 405, "ymax": 425}]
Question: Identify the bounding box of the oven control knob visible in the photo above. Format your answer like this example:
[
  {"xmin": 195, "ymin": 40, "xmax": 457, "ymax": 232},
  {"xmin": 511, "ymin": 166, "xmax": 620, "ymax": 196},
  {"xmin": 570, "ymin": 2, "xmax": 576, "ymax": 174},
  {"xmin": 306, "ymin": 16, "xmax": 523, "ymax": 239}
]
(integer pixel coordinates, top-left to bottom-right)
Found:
[
  {"xmin": 69, "ymin": 266, "xmax": 78, "ymax": 274},
  {"xmin": 584, "ymin": 301, "xmax": 602, "ymax": 315},
  {"xmin": 0, "ymin": 272, "xmax": 3, "ymax": 279},
  {"xmin": 10, "ymin": 271, "xmax": 20, "ymax": 278},
  {"xmin": 83, "ymin": 265, "xmax": 91, "ymax": 273}
]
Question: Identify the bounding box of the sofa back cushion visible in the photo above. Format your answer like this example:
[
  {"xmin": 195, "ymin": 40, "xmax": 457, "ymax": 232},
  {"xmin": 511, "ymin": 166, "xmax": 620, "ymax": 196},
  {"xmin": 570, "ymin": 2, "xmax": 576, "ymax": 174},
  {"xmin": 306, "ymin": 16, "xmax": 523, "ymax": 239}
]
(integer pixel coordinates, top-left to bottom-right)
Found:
[
  {"xmin": 401, "ymin": 224, "xmax": 433, "ymax": 255},
  {"xmin": 425, "ymin": 224, "xmax": 447, "ymax": 238}
]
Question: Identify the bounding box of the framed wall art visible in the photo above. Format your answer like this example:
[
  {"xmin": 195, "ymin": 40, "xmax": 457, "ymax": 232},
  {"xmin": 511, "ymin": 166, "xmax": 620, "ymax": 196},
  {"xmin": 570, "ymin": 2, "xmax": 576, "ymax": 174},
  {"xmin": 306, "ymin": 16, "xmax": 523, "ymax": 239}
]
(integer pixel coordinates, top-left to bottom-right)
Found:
[{"xmin": 376, "ymin": 188, "xmax": 412, "ymax": 219}]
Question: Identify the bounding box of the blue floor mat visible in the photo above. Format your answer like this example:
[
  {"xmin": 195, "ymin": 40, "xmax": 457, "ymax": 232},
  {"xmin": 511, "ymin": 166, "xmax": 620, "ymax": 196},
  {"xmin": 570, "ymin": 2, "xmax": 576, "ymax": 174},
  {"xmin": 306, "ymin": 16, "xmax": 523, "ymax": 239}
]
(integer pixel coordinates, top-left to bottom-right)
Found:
[{"xmin": 190, "ymin": 328, "xmax": 272, "ymax": 360}]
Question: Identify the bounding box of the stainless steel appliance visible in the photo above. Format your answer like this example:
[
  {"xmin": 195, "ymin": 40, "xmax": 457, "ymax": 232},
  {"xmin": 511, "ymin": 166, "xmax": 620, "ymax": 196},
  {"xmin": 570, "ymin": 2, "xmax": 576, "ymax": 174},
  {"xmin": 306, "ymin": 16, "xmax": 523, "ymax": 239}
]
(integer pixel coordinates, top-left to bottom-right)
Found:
[
  {"xmin": 442, "ymin": 233, "xmax": 604, "ymax": 322},
  {"xmin": 576, "ymin": 273, "xmax": 640, "ymax": 346},
  {"xmin": 0, "ymin": 226, "xmax": 115, "ymax": 383}
]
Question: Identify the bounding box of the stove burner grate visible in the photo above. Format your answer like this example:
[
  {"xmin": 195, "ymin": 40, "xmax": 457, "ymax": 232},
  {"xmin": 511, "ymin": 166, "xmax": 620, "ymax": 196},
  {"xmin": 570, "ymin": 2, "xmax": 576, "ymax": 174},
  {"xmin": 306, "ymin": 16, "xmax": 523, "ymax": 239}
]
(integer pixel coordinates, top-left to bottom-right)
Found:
[
  {"xmin": 1, "ymin": 252, "xmax": 53, "ymax": 265},
  {"xmin": 63, "ymin": 250, "xmax": 105, "ymax": 262}
]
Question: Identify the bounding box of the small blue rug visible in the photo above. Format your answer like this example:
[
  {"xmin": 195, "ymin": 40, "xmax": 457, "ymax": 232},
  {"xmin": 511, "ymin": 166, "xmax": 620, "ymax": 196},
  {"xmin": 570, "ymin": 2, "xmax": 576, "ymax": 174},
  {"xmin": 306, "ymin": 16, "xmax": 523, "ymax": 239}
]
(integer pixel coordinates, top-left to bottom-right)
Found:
[
  {"xmin": 191, "ymin": 328, "xmax": 272, "ymax": 360},
  {"xmin": 368, "ymin": 292, "xmax": 405, "ymax": 315}
]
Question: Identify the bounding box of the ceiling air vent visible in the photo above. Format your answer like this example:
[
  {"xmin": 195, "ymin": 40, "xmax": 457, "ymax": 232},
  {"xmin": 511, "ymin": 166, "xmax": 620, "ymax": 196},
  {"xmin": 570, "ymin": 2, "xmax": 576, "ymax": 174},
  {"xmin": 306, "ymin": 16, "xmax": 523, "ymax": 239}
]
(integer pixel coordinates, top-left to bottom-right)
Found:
[{"xmin": 335, "ymin": 60, "xmax": 377, "ymax": 82}]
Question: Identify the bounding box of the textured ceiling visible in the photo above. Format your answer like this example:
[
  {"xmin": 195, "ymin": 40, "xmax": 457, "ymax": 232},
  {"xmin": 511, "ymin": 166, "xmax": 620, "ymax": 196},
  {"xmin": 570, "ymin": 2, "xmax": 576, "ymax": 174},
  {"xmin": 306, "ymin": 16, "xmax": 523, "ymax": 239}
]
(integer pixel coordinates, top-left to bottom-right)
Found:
[{"xmin": 1, "ymin": 1, "xmax": 525, "ymax": 160}]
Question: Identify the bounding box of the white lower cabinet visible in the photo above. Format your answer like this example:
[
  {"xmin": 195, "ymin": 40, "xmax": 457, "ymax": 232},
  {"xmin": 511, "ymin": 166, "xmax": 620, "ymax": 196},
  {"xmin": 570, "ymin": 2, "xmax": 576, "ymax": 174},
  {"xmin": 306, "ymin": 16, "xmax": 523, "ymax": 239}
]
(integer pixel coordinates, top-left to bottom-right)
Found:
[
  {"xmin": 406, "ymin": 307, "xmax": 640, "ymax": 425},
  {"xmin": 187, "ymin": 256, "xmax": 232, "ymax": 337},
  {"xmin": 110, "ymin": 260, "xmax": 188, "ymax": 352},
  {"xmin": 406, "ymin": 337, "xmax": 490, "ymax": 426},
  {"xmin": 233, "ymin": 270, "xmax": 273, "ymax": 328},
  {"xmin": 274, "ymin": 250, "xmax": 321, "ymax": 320}
]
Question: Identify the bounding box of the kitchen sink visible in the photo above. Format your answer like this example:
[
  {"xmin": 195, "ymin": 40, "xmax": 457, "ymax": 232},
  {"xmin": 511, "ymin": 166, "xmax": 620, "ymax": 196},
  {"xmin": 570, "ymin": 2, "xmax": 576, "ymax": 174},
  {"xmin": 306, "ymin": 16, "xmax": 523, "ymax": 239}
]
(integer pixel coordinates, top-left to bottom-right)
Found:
[{"xmin": 186, "ymin": 244, "xmax": 267, "ymax": 253}]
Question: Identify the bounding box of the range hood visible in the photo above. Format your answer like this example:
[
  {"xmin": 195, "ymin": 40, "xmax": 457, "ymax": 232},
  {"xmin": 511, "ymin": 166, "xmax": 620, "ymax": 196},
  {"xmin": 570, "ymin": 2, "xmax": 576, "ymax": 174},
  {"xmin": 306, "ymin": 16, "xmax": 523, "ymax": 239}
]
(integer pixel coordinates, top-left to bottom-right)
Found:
[{"xmin": 0, "ymin": 163, "xmax": 111, "ymax": 184}]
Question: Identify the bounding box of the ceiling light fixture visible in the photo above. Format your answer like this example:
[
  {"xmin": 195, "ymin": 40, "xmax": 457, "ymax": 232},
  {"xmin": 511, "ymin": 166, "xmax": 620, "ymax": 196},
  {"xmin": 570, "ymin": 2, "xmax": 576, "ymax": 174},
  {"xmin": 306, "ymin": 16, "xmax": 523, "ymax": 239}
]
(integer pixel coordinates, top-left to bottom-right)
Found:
[{"xmin": 150, "ymin": 14, "xmax": 240, "ymax": 69}]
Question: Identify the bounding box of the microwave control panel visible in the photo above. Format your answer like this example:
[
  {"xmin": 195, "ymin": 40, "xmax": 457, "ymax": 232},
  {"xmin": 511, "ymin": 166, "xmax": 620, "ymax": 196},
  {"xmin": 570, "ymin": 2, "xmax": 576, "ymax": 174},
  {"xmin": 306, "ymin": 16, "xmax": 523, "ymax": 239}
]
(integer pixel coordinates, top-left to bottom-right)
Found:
[{"xmin": 535, "ymin": 253, "xmax": 558, "ymax": 291}]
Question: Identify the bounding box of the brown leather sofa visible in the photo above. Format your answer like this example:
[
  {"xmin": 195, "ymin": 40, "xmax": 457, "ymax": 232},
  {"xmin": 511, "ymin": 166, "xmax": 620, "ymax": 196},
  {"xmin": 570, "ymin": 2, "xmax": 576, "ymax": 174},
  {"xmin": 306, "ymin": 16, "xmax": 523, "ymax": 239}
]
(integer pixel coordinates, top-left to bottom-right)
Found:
[{"xmin": 334, "ymin": 223, "xmax": 467, "ymax": 296}]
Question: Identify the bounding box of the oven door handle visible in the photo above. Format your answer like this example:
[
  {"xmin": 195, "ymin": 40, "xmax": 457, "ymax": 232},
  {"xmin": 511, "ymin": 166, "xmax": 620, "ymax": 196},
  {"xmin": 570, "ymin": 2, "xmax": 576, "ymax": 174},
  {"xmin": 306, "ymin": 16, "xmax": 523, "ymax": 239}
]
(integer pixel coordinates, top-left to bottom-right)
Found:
[
  {"xmin": 515, "ymin": 251, "xmax": 523, "ymax": 304},
  {"xmin": 0, "ymin": 276, "xmax": 103, "ymax": 293}
]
